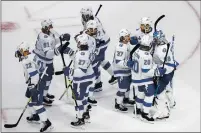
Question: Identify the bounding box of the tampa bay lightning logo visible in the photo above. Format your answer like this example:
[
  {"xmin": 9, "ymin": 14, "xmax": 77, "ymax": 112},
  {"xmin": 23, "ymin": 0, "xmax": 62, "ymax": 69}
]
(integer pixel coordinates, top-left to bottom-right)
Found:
[
  {"xmin": 119, "ymin": 43, "xmax": 123, "ymax": 47},
  {"xmin": 145, "ymin": 52, "xmax": 149, "ymax": 55}
]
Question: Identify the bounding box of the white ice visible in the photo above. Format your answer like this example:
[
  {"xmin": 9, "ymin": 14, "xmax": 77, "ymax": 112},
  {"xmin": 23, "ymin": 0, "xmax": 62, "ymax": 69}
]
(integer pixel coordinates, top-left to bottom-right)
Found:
[{"xmin": 1, "ymin": 1, "xmax": 200, "ymax": 132}]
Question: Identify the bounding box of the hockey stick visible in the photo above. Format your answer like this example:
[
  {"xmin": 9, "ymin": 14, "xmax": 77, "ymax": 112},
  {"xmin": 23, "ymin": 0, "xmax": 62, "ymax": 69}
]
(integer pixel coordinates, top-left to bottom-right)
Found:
[
  {"xmin": 154, "ymin": 15, "xmax": 165, "ymax": 32},
  {"xmin": 55, "ymin": 4, "xmax": 103, "ymax": 76},
  {"xmin": 95, "ymin": 4, "xmax": 102, "ymax": 16},
  {"xmin": 58, "ymin": 60, "xmax": 73, "ymax": 100},
  {"xmin": 4, "ymin": 67, "xmax": 48, "ymax": 128},
  {"xmin": 133, "ymin": 86, "xmax": 137, "ymax": 117}
]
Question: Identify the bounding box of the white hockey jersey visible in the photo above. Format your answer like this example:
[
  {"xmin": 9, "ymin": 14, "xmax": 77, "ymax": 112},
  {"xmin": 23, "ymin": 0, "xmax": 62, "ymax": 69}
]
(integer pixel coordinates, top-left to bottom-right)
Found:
[
  {"xmin": 82, "ymin": 17, "xmax": 110, "ymax": 42},
  {"xmin": 133, "ymin": 28, "xmax": 153, "ymax": 45},
  {"xmin": 33, "ymin": 32, "xmax": 60, "ymax": 64},
  {"xmin": 153, "ymin": 43, "xmax": 175, "ymax": 74},
  {"xmin": 72, "ymin": 50, "xmax": 95, "ymax": 84},
  {"xmin": 21, "ymin": 55, "xmax": 39, "ymax": 85},
  {"xmin": 131, "ymin": 48, "xmax": 157, "ymax": 85},
  {"xmin": 66, "ymin": 31, "xmax": 96, "ymax": 63},
  {"xmin": 113, "ymin": 42, "xmax": 131, "ymax": 77}
]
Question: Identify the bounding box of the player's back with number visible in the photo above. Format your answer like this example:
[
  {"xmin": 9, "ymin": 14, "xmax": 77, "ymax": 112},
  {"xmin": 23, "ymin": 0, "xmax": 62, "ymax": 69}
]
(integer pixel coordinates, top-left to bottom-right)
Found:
[
  {"xmin": 132, "ymin": 49, "xmax": 155, "ymax": 85},
  {"xmin": 22, "ymin": 55, "xmax": 39, "ymax": 85},
  {"xmin": 73, "ymin": 50, "xmax": 94, "ymax": 83}
]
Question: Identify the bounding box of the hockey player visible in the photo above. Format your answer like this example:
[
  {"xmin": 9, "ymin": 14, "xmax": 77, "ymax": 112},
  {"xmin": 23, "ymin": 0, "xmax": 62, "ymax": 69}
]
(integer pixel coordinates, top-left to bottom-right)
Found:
[
  {"xmin": 113, "ymin": 29, "xmax": 135, "ymax": 112},
  {"xmin": 63, "ymin": 34, "xmax": 95, "ymax": 127},
  {"xmin": 151, "ymin": 30, "xmax": 179, "ymax": 119},
  {"xmin": 80, "ymin": 6, "xmax": 117, "ymax": 92},
  {"xmin": 130, "ymin": 17, "xmax": 153, "ymax": 46},
  {"xmin": 15, "ymin": 42, "xmax": 53, "ymax": 132},
  {"xmin": 130, "ymin": 35, "xmax": 166, "ymax": 122},
  {"xmin": 33, "ymin": 19, "xmax": 70, "ymax": 105}
]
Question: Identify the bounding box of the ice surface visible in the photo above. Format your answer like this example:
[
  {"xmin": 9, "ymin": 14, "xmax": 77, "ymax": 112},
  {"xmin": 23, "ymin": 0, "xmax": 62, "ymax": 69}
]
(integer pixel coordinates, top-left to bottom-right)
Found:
[{"xmin": 1, "ymin": 1, "xmax": 200, "ymax": 132}]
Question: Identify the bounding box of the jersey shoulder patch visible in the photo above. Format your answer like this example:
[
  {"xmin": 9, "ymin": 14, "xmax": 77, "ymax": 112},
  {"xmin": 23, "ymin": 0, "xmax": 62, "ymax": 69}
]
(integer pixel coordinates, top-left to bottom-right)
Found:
[
  {"xmin": 44, "ymin": 34, "xmax": 48, "ymax": 38},
  {"xmin": 162, "ymin": 48, "xmax": 167, "ymax": 53},
  {"xmin": 119, "ymin": 43, "xmax": 123, "ymax": 47},
  {"xmin": 145, "ymin": 52, "xmax": 149, "ymax": 55}
]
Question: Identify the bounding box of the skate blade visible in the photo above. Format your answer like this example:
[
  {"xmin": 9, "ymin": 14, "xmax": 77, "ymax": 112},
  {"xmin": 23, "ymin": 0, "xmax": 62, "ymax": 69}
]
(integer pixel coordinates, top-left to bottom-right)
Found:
[
  {"xmin": 27, "ymin": 120, "xmax": 41, "ymax": 124},
  {"xmin": 85, "ymin": 119, "xmax": 91, "ymax": 123},
  {"xmin": 124, "ymin": 104, "xmax": 134, "ymax": 107},
  {"xmin": 114, "ymin": 109, "xmax": 128, "ymax": 113},
  {"xmin": 70, "ymin": 124, "xmax": 85, "ymax": 130},
  {"xmin": 43, "ymin": 103, "xmax": 53, "ymax": 106},
  {"xmin": 155, "ymin": 116, "xmax": 169, "ymax": 122},
  {"xmin": 94, "ymin": 89, "xmax": 103, "ymax": 92},
  {"xmin": 89, "ymin": 103, "xmax": 97, "ymax": 106},
  {"xmin": 133, "ymin": 114, "xmax": 141, "ymax": 119},
  {"xmin": 109, "ymin": 80, "xmax": 118, "ymax": 85},
  {"xmin": 42, "ymin": 126, "xmax": 54, "ymax": 132},
  {"xmin": 140, "ymin": 117, "xmax": 154, "ymax": 124}
]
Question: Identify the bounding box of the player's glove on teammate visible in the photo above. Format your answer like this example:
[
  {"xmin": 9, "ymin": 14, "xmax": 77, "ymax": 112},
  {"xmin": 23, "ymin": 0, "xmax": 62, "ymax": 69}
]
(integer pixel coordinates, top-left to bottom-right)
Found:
[
  {"xmin": 130, "ymin": 36, "xmax": 138, "ymax": 45},
  {"xmin": 126, "ymin": 59, "xmax": 134, "ymax": 68}
]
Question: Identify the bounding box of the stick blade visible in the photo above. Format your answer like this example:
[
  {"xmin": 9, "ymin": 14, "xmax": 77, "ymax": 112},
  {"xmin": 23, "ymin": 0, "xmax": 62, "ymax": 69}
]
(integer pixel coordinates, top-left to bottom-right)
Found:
[
  {"xmin": 4, "ymin": 124, "xmax": 17, "ymax": 128},
  {"xmin": 55, "ymin": 71, "xmax": 64, "ymax": 75}
]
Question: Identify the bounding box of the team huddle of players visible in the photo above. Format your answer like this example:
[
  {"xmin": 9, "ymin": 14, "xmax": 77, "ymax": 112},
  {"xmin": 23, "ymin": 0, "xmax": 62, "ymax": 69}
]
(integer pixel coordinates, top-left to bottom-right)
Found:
[{"xmin": 14, "ymin": 6, "xmax": 179, "ymax": 132}]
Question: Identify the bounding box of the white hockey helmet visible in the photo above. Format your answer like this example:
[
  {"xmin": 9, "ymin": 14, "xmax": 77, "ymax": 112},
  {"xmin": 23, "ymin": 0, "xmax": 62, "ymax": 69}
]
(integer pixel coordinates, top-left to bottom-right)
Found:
[
  {"xmin": 77, "ymin": 34, "xmax": 89, "ymax": 45},
  {"xmin": 140, "ymin": 17, "xmax": 152, "ymax": 25},
  {"xmin": 86, "ymin": 20, "xmax": 97, "ymax": 29},
  {"xmin": 141, "ymin": 35, "xmax": 153, "ymax": 47},
  {"xmin": 41, "ymin": 19, "xmax": 52, "ymax": 28},
  {"xmin": 17, "ymin": 41, "xmax": 30, "ymax": 56},
  {"xmin": 140, "ymin": 17, "xmax": 152, "ymax": 33},
  {"xmin": 80, "ymin": 6, "xmax": 93, "ymax": 16},
  {"xmin": 119, "ymin": 29, "xmax": 130, "ymax": 38}
]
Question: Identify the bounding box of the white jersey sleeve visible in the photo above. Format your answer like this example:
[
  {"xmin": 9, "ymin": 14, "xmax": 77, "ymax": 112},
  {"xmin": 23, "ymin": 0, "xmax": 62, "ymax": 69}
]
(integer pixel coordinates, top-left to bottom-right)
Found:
[
  {"xmin": 94, "ymin": 17, "xmax": 110, "ymax": 42},
  {"xmin": 21, "ymin": 56, "xmax": 39, "ymax": 85}
]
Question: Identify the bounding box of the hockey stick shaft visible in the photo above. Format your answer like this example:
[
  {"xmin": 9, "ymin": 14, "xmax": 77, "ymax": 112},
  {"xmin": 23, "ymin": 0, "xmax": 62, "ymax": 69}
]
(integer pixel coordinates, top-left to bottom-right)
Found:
[
  {"xmin": 154, "ymin": 15, "xmax": 165, "ymax": 32},
  {"xmin": 95, "ymin": 4, "xmax": 102, "ymax": 16},
  {"xmin": 4, "ymin": 67, "xmax": 48, "ymax": 128}
]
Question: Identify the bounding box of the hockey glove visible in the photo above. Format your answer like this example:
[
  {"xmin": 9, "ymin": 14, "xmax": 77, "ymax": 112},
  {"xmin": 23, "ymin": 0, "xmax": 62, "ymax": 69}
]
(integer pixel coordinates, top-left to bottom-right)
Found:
[
  {"xmin": 60, "ymin": 33, "xmax": 71, "ymax": 41},
  {"xmin": 58, "ymin": 42, "xmax": 70, "ymax": 54},
  {"xmin": 130, "ymin": 36, "xmax": 138, "ymax": 45},
  {"xmin": 126, "ymin": 59, "xmax": 134, "ymax": 68},
  {"xmin": 63, "ymin": 67, "xmax": 74, "ymax": 78},
  {"xmin": 155, "ymin": 67, "xmax": 167, "ymax": 77}
]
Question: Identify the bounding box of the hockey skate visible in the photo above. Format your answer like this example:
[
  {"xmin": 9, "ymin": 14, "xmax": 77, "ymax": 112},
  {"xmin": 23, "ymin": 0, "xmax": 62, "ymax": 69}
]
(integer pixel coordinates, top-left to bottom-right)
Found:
[
  {"xmin": 123, "ymin": 98, "xmax": 135, "ymax": 107},
  {"xmin": 43, "ymin": 96, "xmax": 54, "ymax": 106},
  {"xmin": 133, "ymin": 108, "xmax": 142, "ymax": 118},
  {"xmin": 46, "ymin": 93, "xmax": 55, "ymax": 99},
  {"xmin": 40, "ymin": 119, "xmax": 53, "ymax": 132},
  {"xmin": 94, "ymin": 82, "xmax": 103, "ymax": 92},
  {"xmin": 140, "ymin": 112, "xmax": 154, "ymax": 124},
  {"xmin": 26, "ymin": 114, "xmax": 40, "ymax": 124},
  {"xmin": 88, "ymin": 97, "xmax": 97, "ymax": 106},
  {"xmin": 83, "ymin": 110, "xmax": 90, "ymax": 123},
  {"xmin": 108, "ymin": 75, "xmax": 118, "ymax": 85},
  {"xmin": 87, "ymin": 104, "xmax": 92, "ymax": 111},
  {"xmin": 71, "ymin": 118, "xmax": 85, "ymax": 129},
  {"xmin": 115, "ymin": 99, "xmax": 128, "ymax": 113}
]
